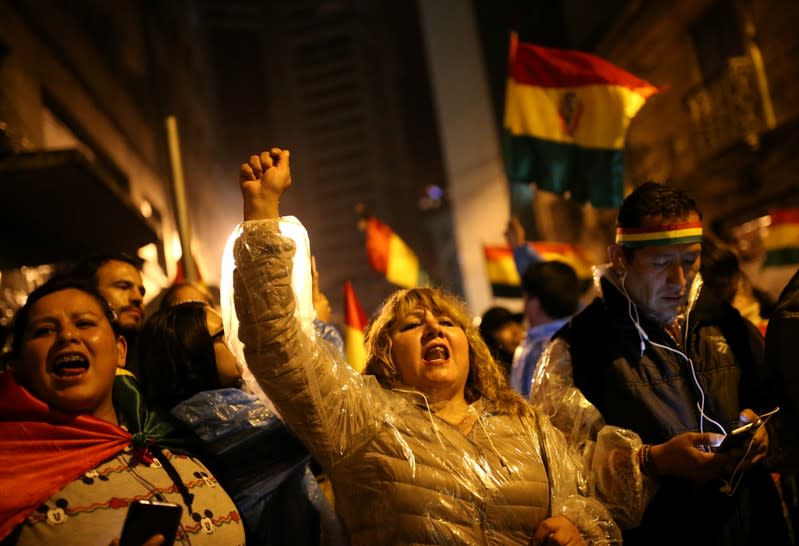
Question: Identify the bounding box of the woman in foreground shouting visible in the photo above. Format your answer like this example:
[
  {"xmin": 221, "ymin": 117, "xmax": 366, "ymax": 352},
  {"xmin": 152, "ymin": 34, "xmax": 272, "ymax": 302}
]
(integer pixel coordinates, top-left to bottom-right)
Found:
[{"xmin": 230, "ymin": 147, "xmax": 620, "ymax": 545}]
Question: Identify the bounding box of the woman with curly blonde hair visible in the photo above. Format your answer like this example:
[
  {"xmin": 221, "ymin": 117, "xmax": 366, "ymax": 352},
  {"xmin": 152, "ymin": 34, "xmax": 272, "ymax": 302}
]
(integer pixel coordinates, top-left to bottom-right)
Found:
[
  {"xmin": 231, "ymin": 147, "xmax": 621, "ymax": 545},
  {"xmin": 364, "ymin": 286, "xmax": 531, "ymax": 418}
]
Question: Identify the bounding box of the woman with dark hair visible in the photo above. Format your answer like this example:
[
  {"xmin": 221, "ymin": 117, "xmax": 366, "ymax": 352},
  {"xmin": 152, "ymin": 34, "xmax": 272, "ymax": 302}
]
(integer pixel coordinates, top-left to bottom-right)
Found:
[
  {"xmin": 0, "ymin": 276, "xmax": 244, "ymax": 545},
  {"xmin": 159, "ymin": 281, "xmax": 216, "ymax": 311},
  {"xmin": 228, "ymin": 147, "xmax": 624, "ymax": 545},
  {"xmin": 137, "ymin": 301, "xmax": 342, "ymax": 546},
  {"xmin": 139, "ymin": 302, "xmax": 241, "ymax": 409}
]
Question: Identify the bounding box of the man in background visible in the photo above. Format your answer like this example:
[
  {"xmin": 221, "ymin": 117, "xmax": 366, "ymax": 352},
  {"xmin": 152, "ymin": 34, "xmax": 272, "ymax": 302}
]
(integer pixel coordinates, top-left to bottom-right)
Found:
[
  {"xmin": 71, "ymin": 254, "xmax": 145, "ymax": 375},
  {"xmin": 509, "ymin": 260, "xmax": 579, "ymax": 398}
]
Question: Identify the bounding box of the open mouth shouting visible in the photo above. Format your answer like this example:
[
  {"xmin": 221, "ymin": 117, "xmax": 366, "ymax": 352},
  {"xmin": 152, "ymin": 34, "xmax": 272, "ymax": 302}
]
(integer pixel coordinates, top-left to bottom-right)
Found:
[
  {"xmin": 423, "ymin": 344, "xmax": 450, "ymax": 364},
  {"xmin": 52, "ymin": 353, "xmax": 89, "ymax": 380}
]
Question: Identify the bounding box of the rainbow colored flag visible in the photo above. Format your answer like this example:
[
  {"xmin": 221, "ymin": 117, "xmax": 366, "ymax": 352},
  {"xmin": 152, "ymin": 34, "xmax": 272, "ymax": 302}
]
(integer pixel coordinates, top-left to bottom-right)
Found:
[
  {"xmin": 365, "ymin": 216, "xmax": 428, "ymax": 288},
  {"xmin": 343, "ymin": 281, "xmax": 368, "ymax": 372},
  {"xmin": 503, "ymin": 34, "xmax": 659, "ymax": 208},
  {"xmin": 763, "ymin": 209, "xmax": 799, "ymax": 267}
]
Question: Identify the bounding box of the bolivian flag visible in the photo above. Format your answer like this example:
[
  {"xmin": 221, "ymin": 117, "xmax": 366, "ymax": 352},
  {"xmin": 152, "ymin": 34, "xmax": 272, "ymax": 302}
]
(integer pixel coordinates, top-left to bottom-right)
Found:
[
  {"xmin": 484, "ymin": 245, "xmax": 522, "ymax": 298},
  {"xmin": 484, "ymin": 242, "xmax": 594, "ymax": 298},
  {"xmin": 764, "ymin": 209, "xmax": 799, "ymax": 267},
  {"xmin": 343, "ymin": 280, "xmax": 368, "ymax": 372},
  {"xmin": 503, "ymin": 34, "xmax": 659, "ymax": 208},
  {"xmin": 528, "ymin": 241, "xmax": 594, "ymax": 280},
  {"xmin": 365, "ymin": 216, "xmax": 428, "ymax": 288}
]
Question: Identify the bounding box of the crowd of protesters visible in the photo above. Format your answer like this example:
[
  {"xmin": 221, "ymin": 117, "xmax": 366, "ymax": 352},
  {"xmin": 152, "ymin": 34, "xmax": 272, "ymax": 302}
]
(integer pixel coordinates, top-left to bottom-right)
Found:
[{"xmin": 0, "ymin": 146, "xmax": 796, "ymax": 546}]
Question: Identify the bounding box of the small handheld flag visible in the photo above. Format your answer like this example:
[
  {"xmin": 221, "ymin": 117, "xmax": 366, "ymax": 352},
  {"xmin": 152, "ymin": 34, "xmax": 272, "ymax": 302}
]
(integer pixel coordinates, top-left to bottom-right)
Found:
[
  {"xmin": 343, "ymin": 280, "xmax": 368, "ymax": 372},
  {"xmin": 364, "ymin": 215, "xmax": 429, "ymax": 288}
]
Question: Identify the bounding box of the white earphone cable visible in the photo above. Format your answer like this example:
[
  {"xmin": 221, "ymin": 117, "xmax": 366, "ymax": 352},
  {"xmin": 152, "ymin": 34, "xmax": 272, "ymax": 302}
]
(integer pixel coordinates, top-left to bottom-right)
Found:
[{"xmin": 619, "ymin": 270, "xmax": 726, "ymax": 435}]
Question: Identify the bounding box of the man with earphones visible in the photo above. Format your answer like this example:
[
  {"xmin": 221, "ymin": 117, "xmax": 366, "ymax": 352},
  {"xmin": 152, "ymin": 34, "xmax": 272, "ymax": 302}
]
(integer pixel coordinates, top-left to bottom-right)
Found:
[{"xmin": 530, "ymin": 182, "xmax": 791, "ymax": 546}]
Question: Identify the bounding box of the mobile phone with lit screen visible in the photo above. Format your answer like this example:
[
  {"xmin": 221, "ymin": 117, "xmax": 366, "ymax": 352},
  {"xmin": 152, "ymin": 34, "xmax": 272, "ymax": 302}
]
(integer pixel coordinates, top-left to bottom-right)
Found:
[
  {"xmin": 119, "ymin": 499, "xmax": 182, "ymax": 546},
  {"xmin": 713, "ymin": 407, "xmax": 780, "ymax": 453},
  {"xmin": 714, "ymin": 421, "xmax": 759, "ymax": 452}
]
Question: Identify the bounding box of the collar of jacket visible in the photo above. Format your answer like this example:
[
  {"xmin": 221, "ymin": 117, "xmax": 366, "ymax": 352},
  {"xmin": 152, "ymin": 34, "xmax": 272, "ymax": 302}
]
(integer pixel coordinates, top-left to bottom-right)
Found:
[{"xmin": 391, "ymin": 388, "xmax": 485, "ymax": 417}]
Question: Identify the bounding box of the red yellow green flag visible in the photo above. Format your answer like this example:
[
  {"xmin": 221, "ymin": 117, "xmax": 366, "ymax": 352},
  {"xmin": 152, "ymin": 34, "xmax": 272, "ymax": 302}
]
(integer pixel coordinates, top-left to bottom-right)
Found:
[
  {"xmin": 483, "ymin": 242, "xmax": 594, "ymax": 299},
  {"xmin": 764, "ymin": 209, "xmax": 799, "ymax": 267},
  {"xmin": 483, "ymin": 245, "xmax": 522, "ymax": 298},
  {"xmin": 503, "ymin": 34, "xmax": 659, "ymax": 208},
  {"xmin": 343, "ymin": 280, "xmax": 368, "ymax": 372},
  {"xmin": 365, "ymin": 216, "xmax": 428, "ymax": 288},
  {"xmin": 527, "ymin": 241, "xmax": 594, "ymax": 280}
]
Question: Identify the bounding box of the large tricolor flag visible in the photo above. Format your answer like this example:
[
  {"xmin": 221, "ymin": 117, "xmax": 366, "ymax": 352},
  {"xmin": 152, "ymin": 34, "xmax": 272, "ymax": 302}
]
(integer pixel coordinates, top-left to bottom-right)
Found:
[
  {"xmin": 365, "ymin": 216, "xmax": 429, "ymax": 288},
  {"xmin": 763, "ymin": 209, "xmax": 799, "ymax": 267},
  {"xmin": 503, "ymin": 34, "xmax": 659, "ymax": 208},
  {"xmin": 343, "ymin": 280, "xmax": 368, "ymax": 372}
]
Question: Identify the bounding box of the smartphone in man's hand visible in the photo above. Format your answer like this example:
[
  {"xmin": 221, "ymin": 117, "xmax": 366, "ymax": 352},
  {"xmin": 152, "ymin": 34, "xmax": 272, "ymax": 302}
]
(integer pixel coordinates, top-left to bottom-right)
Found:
[{"xmin": 713, "ymin": 407, "xmax": 780, "ymax": 453}]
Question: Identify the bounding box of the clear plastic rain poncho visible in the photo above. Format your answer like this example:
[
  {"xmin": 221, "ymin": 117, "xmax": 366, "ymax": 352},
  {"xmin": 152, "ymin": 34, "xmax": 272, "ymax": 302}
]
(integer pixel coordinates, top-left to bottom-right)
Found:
[
  {"xmin": 220, "ymin": 216, "xmax": 318, "ymax": 418},
  {"xmin": 228, "ymin": 217, "xmax": 622, "ymax": 545},
  {"xmin": 530, "ymin": 339, "xmax": 651, "ymax": 529}
]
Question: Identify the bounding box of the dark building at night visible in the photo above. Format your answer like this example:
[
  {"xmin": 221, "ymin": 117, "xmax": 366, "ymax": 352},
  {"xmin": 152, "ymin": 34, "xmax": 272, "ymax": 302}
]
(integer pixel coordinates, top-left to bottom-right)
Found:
[
  {"xmin": 596, "ymin": 0, "xmax": 799, "ymax": 300},
  {"xmin": 0, "ymin": 0, "xmax": 459, "ymax": 329},
  {"xmin": 0, "ymin": 0, "xmax": 235, "ymax": 309},
  {"xmin": 199, "ymin": 0, "xmax": 458, "ymax": 318}
]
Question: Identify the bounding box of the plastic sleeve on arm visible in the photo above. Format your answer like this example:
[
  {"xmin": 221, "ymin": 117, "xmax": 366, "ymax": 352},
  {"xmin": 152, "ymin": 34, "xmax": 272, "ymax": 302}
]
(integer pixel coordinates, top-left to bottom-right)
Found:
[
  {"xmin": 530, "ymin": 339, "xmax": 604, "ymax": 441},
  {"xmin": 537, "ymin": 410, "xmax": 621, "ymax": 545},
  {"xmin": 232, "ymin": 219, "xmax": 379, "ymax": 469},
  {"xmin": 531, "ymin": 339, "xmax": 651, "ymax": 528}
]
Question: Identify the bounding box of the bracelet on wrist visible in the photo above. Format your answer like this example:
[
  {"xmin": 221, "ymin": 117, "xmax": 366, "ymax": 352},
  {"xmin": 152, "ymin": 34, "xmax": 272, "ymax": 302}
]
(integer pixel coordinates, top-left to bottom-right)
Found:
[{"xmin": 638, "ymin": 444, "xmax": 656, "ymax": 476}]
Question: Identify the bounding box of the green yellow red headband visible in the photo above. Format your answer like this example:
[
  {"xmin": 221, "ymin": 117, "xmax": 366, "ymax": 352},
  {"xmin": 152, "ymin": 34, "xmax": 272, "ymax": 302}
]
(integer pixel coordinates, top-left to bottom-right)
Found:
[{"xmin": 615, "ymin": 221, "xmax": 703, "ymax": 248}]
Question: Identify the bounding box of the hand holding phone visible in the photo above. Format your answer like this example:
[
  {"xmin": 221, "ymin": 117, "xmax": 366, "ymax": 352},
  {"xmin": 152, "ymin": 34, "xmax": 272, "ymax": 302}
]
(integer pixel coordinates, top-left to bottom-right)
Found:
[
  {"xmin": 119, "ymin": 500, "xmax": 182, "ymax": 546},
  {"xmin": 713, "ymin": 407, "xmax": 779, "ymax": 453},
  {"xmin": 714, "ymin": 421, "xmax": 759, "ymax": 452}
]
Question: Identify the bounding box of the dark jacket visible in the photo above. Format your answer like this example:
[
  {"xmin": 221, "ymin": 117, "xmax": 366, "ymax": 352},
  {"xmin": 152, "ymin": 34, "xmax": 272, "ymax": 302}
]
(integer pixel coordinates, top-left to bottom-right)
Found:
[
  {"xmin": 764, "ymin": 267, "xmax": 799, "ymax": 539},
  {"xmin": 765, "ymin": 267, "xmax": 799, "ymax": 470},
  {"xmin": 552, "ymin": 276, "xmax": 790, "ymax": 546}
]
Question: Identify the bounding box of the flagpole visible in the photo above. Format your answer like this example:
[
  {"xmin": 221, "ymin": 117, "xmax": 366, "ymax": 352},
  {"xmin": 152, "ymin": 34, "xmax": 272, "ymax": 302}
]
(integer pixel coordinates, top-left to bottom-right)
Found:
[{"xmin": 165, "ymin": 115, "xmax": 197, "ymax": 283}]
